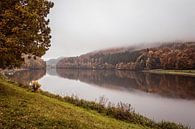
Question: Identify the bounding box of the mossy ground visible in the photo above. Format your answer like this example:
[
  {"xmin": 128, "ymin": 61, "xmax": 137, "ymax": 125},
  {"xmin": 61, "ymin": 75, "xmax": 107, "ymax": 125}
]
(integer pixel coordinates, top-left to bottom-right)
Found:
[{"xmin": 0, "ymin": 77, "xmax": 150, "ymax": 129}]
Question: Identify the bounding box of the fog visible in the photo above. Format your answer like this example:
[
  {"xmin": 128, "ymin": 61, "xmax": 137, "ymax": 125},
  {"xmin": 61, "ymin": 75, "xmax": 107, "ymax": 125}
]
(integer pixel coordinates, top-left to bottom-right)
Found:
[{"xmin": 44, "ymin": 0, "xmax": 195, "ymax": 60}]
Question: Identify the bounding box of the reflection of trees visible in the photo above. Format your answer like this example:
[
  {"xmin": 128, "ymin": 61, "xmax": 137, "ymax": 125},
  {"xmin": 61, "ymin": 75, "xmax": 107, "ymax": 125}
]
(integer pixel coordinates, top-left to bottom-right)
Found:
[
  {"xmin": 56, "ymin": 69, "xmax": 195, "ymax": 99},
  {"xmin": 56, "ymin": 69, "xmax": 138, "ymax": 88},
  {"xmin": 46, "ymin": 68, "xmax": 58, "ymax": 76},
  {"xmin": 7, "ymin": 70, "xmax": 46, "ymax": 86}
]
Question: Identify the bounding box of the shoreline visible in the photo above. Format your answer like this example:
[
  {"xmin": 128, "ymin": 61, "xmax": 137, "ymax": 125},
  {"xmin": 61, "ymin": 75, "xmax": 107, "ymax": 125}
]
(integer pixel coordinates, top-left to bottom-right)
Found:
[
  {"xmin": 143, "ymin": 69, "xmax": 195, "ymax": 77},
  {"xmin": 2, "ymin": 68, "xmax": 195, "ymax": 77},
  {"xmin": 53, "ymin": 67, "xmax": 195, "ymax": 77}
]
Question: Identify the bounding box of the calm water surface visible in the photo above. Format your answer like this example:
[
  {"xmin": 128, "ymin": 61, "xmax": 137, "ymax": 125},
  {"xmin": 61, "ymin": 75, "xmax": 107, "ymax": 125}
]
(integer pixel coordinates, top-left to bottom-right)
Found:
[{"xmin": 7, "ymin": 69, "xmax": 195, "ymax": 128}]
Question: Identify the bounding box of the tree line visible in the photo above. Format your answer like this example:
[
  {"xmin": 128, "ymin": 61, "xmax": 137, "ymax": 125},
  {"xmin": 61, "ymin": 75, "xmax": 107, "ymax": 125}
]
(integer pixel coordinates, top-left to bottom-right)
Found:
[{"xmin": 57, "ymin": 42, "xmax": 195, "ymax": 70}]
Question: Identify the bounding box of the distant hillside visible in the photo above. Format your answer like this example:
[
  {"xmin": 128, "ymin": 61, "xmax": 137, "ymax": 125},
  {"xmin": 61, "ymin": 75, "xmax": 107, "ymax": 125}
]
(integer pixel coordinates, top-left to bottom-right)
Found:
[
  {"xmin": 80, "ymin": 42, "xmax": 160, "ymax": 58},
  {"xmin": 57, "ymin": 42, "xmax": 195, "ymax": 70},
  {"xmin": 46, "ymin": 57, "xmax": 63, "ymax": 68},
  {"xmin": 80, "ymin": 47, "xmax": 135, "ymax": 58}
]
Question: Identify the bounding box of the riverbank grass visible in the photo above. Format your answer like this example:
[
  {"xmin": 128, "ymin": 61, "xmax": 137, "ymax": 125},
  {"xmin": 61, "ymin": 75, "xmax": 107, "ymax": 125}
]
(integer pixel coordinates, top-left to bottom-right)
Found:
[
  {"xmin": 0, "ymin": 76, "xmax": 190, "ymax": 129},
  {"xmin": 0, "ymin": 77, "xmax": 150, "ymax": 129}
]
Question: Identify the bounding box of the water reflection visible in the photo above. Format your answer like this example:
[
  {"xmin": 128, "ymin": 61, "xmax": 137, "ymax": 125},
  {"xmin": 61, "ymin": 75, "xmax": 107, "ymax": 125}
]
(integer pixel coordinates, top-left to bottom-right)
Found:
[
  {"xmin": 6, "ymin": 69, "xmax": 46, "ymax": 86},
  {"xmin": 6, "ymin": 69, "xmax": 195, "ymax": 128},
  {"xmin": 7, "ymin": 68, "xmax": 195, "ymax": 100},
  {"xmin": 55, "ymin": 69, "xmax": 195, "ymax": 99}
]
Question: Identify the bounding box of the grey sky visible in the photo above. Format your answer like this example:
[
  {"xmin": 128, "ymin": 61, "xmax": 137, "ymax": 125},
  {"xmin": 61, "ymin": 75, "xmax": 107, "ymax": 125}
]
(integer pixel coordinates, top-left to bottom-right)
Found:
[{"xmin": 43, "ymin": 0, "xmax": 195, "ymax": 60}]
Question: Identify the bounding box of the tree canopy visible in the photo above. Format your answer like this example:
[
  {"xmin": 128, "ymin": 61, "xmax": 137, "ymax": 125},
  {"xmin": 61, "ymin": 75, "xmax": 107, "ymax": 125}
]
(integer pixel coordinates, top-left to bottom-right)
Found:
[{"xmin": 0, "ymin": 0, "xmax": 54, "ymax": 68}]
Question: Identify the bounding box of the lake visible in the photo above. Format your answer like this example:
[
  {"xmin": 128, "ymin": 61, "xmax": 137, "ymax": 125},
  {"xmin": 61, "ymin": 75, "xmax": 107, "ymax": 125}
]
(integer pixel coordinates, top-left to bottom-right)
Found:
[{"xmin": 6, "ymin": 69, "xmax": 195, "ymax": 128}]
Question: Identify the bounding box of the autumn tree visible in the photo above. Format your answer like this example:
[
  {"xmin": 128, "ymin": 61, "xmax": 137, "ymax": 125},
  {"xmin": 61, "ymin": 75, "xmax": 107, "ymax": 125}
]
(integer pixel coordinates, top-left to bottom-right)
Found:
[
  {"xmin": 0, "ymin": 0, "xmax": 54, "ymax": 68},
  {"xmin": 175, "ymin": 48, "xmax": 195, "ymax": 69}
]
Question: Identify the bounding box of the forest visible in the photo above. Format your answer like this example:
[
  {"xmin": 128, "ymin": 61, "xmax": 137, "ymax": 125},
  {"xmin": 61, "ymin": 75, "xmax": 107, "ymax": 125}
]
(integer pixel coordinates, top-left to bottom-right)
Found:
[{"xmin": 57, "ymin": 42, "xmax": 195, "ymax": 70}]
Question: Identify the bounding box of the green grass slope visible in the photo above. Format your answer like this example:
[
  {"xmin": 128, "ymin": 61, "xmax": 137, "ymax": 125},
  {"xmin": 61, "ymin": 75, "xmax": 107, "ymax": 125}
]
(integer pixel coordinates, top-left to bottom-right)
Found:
[{"xmin": 0, "ymin": 78, "xmax": 150, "ymax": 129}]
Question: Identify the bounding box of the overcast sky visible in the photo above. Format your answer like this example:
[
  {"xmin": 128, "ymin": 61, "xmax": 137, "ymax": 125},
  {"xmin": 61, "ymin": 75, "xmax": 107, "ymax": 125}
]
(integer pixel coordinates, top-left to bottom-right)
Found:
[{"xmin": 43, "ymin": 0, "xmax": 195, "ymax": 60}]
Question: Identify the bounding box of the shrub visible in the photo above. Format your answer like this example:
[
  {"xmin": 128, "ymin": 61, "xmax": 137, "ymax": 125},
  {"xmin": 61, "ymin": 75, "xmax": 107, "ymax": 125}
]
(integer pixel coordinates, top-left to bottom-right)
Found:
[{"xmin": 31, "ymin": 81, "xmax": 41, "ymax": 92}]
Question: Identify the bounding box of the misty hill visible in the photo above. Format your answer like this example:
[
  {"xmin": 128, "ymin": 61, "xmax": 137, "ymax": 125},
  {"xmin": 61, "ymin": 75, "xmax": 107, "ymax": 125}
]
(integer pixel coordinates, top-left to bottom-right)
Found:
[
  {"xmin": 80, "ymin": 42, "xmax": 161, "ymax": 58},
  {"xmin": 57, "ymin": 42, "xmax": 195, "ymax": 70},
  {"xmin": 46, "ymin": 57, "xmax": 64, "ymax": 68},
  {"xmin": 80, "ymin": 47, "xmax": 135, "ymax": 58}
]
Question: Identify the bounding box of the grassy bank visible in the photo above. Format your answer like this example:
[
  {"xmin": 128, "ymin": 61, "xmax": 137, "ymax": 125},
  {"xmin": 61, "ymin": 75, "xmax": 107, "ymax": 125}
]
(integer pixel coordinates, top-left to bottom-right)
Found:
[
  {"xmin": 0, "ymin": 76, "xmax": 189, "ymax": 129},
  {"xmin": 144, "ymin": 69, "xmax": 195, "ymax": 77}
]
